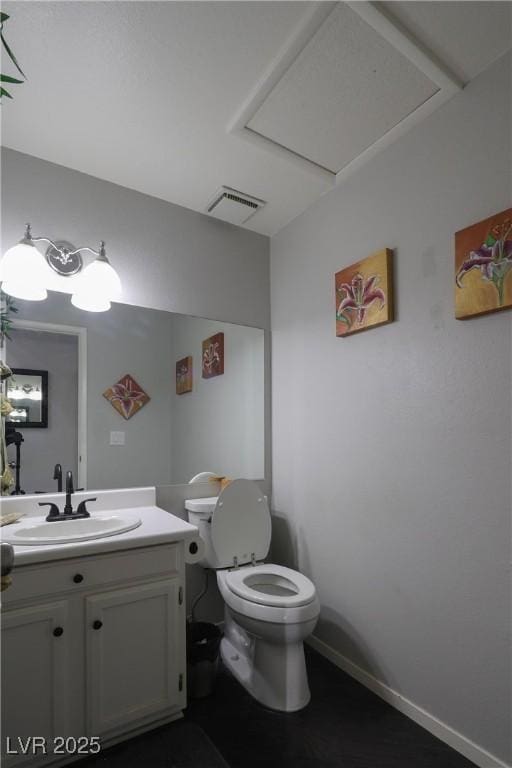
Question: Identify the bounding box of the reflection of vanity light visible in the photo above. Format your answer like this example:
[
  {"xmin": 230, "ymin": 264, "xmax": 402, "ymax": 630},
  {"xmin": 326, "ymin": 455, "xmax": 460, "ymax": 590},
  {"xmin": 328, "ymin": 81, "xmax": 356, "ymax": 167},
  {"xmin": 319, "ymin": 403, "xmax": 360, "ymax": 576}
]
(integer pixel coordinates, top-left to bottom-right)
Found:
[
  {"xmin": 10, "ymin": 409, "xmax": 27, "ymax": 421},
  {"xmin": 8, "ymin": 386, "xmax": 41, "ymax": 401},
  {"xmin": 0, "ymin": 223, "xmax": 122, "ymax": 312}
]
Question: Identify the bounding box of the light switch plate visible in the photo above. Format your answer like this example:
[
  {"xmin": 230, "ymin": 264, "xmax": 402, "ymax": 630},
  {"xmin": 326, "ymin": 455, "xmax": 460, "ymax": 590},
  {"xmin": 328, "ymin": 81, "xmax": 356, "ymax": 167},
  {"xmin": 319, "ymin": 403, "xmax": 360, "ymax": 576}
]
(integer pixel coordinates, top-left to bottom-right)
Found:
[{"xmin": 110, "ymin": 431, "xmax": 125, "ymax": 446}]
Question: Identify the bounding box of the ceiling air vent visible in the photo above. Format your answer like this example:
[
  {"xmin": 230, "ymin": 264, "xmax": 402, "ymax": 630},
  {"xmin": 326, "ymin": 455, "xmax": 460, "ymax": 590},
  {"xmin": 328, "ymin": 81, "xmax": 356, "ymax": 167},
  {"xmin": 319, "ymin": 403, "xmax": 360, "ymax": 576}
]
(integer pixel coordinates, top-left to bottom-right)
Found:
[{"xmin": 206, "ymin": 186, "xmax": 266, "ymax": 225}]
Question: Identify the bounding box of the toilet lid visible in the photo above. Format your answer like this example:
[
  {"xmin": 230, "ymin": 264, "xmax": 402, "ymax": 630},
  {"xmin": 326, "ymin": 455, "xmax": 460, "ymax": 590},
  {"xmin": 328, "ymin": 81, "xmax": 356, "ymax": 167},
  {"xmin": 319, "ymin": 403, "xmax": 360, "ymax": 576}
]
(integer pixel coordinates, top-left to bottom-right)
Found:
[
  {"xmin": 210, "ymin": 479, "xmax": 271, "ymax": 568},
  {"xmin": 225, "ymin": 564, "xmax": 316, "ymax": 608}
]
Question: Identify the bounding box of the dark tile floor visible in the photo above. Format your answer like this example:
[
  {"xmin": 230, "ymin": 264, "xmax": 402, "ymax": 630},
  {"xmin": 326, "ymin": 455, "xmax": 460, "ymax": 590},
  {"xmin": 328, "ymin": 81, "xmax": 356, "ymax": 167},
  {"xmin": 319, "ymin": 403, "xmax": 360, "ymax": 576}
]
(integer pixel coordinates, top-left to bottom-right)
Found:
[
  {"xmin": 186, "ymin": 648, "xmax": 478, "ymax": 768},
  {"xmin": 76, "ymin": 647, "xmax": 478, "ymax": 768}
]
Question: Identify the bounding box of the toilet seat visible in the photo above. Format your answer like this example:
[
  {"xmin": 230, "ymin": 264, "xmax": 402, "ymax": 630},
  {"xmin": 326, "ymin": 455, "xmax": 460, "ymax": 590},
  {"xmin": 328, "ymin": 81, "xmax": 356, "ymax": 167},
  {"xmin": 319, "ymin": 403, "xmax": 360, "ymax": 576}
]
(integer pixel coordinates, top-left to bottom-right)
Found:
[
  {"xmin": 225, "ymin": 564, "xmax": 316, "ymax": 608},
  {"xmin": 217, "ymin": 568, "xmax": 320, "ymax": 625}
]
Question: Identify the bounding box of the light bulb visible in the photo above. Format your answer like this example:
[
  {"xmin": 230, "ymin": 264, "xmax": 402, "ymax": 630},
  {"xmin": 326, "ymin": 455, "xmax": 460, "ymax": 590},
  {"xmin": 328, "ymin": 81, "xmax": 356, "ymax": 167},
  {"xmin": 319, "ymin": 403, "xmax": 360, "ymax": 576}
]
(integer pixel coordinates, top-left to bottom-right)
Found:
[
  {"xmin": 71, "ymin": 255, "xmax": 121, "ymax": 312},
  {"xmin": 0, "ymin": 241, "xmax": 51, "ymax": 301},
  {"xmin": 71, "ymin": 292, "xmax": 111, "ymax": 313}
]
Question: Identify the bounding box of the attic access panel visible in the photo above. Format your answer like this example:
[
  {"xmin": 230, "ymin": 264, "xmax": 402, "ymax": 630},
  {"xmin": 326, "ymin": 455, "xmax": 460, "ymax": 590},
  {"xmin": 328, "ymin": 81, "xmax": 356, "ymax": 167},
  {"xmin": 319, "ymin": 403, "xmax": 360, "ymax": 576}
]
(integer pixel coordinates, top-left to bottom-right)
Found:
[{"xmin": 229, "ymin": 2, "xmax": 461, "ymax": 183}]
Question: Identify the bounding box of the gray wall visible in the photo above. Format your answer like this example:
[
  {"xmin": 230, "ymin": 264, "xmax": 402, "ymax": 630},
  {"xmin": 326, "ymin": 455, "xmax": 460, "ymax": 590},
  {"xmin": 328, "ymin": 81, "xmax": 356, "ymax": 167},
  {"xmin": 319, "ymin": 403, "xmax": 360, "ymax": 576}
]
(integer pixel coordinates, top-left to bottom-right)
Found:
[
  {"xmin": 6, "ymin": 328, "xmax": 78, "ymax": 493},
  {"xmin": 171, "ymin": 315, "xmax": 265, "ymax": 482},
  {"xmin": 0, "ymin": 148, "xmax": 270, "ymax": 330},
  {"xmin": 85, "ymin": 303, "xmax": 174, "ymax": 490},
  {"xmin": 270, "ymin": 53, "xmax": 511, "ymax": 764}
]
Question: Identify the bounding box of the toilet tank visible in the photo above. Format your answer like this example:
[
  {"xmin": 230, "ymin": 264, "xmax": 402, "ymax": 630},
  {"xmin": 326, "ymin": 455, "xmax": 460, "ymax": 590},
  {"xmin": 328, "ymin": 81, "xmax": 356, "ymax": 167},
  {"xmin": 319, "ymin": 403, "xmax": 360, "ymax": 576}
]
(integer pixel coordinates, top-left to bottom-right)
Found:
[{"xmin": 185, "ymin": 497, "xmax": 219, "ymax": 568}]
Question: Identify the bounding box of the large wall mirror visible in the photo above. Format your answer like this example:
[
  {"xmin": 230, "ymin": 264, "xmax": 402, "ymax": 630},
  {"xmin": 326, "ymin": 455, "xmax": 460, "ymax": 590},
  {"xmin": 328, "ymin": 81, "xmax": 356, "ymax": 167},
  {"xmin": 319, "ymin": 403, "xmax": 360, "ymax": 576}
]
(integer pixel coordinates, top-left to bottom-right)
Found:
[{"xmin": 4, "ymin": 292, "xmax": 265, "ymax": 495}]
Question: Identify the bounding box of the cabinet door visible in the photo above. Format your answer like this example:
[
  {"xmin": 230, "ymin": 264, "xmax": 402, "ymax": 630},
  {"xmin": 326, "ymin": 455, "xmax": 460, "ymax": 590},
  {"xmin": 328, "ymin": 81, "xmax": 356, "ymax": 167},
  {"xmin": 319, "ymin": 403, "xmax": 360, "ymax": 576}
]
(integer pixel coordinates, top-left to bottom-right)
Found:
[
  {"xmin": 1, "ymin": 601, "xmax": 71, "ymax": 768},
  {"xmin": 85, "ymin": 579, "xmax": 184, "ymax": 735}
]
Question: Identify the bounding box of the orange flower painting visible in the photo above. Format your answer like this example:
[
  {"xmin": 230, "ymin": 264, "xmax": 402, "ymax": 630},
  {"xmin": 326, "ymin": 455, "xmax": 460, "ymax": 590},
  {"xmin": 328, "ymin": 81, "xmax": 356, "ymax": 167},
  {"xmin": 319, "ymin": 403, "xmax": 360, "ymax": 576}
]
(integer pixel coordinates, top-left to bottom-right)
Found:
[
  {"xmin": 455, "ymin": 208, "xmax": 512, "ymax": 320},
  {"xmin": 335, "ymin": 249, "xmax": 394, "ymax": 337},
  {"xmin": 103, "ymin": 374, "xmax": 150, "ymax": 420},
  {"xmin": 176, "ymin": 356, "xmax": 193, "ymax": 395}
]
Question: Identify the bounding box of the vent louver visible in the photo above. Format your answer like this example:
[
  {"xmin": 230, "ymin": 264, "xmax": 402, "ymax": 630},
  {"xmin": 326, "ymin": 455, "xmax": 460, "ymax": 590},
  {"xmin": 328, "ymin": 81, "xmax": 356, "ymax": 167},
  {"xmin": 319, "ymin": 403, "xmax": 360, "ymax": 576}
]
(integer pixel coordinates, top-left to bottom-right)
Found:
[{"xmin": 206, "ymin": 186, "xmax": 266, "ymax": 225}]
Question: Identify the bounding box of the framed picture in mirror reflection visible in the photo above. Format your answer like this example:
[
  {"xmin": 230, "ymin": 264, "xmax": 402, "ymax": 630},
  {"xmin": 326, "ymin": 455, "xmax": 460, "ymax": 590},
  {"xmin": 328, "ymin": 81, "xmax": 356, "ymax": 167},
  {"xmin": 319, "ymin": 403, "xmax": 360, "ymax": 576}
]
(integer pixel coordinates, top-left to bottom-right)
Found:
[
  {"xmin": 202, "ymin": 332, "xmax": 224, "ymax": 378},
  {"xmin": 6, "ymin": 368, "xmax": 48, "ymax": 428},
  {"xmin": 176, "ymin": 356, "xmax": 193, "ymax": 395}
]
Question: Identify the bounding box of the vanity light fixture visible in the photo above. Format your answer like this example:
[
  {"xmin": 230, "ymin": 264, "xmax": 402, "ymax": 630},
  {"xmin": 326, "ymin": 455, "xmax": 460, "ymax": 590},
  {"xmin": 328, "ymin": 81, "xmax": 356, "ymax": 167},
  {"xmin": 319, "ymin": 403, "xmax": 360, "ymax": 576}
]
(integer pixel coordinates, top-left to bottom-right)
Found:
[{"xmin": 0, "ymin": 223, "xmax": 122, "ymax": 312}]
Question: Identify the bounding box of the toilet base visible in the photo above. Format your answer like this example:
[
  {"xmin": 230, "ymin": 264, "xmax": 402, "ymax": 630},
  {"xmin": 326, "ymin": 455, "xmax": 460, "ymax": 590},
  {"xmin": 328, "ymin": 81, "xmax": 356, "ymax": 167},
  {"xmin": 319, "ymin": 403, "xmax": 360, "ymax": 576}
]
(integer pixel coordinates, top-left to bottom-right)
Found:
[{"xmin": 220, "ymin": 613, "xmax": 311, "ymax": 712}]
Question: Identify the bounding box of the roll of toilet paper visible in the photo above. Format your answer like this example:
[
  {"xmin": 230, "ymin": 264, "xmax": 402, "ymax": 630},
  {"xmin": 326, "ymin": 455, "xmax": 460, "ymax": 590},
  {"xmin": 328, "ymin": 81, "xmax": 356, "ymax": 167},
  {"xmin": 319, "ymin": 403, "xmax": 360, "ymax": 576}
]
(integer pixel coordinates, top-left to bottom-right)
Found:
[{"xmin": 184, "ymin": 536, "xmax": 205, "ymax": 564}]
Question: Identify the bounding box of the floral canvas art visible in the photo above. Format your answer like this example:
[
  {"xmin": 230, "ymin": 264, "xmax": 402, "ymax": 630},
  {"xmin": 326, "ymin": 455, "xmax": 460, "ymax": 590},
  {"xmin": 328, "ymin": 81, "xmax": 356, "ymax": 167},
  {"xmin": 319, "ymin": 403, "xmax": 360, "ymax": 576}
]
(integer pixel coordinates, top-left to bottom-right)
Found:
[
  {"xmin": 335, "ymin": 249, "xmax": 394, "ymax": 337},
  {"xmin": 176, "ymin": 356, "xmax": 193, "ymax": 395},
  {"xmin": 103, "ymin": 374, "xmax": 150, "ymax": 420},
  {"xmin": 202, "ymin": 332, "xmax": 224, "ymax": 378},
  {"xmin": 455, "ymin": 208, "xmax": 512, "ymax": 319}
]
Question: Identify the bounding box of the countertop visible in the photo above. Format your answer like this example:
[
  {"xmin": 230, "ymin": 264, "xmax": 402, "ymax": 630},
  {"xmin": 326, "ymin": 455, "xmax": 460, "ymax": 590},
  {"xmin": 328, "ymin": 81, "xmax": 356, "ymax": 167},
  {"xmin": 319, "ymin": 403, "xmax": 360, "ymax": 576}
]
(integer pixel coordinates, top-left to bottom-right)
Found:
[{"xmin": 1, "ymin": 505, "xmax": 199, "ymax": 567}]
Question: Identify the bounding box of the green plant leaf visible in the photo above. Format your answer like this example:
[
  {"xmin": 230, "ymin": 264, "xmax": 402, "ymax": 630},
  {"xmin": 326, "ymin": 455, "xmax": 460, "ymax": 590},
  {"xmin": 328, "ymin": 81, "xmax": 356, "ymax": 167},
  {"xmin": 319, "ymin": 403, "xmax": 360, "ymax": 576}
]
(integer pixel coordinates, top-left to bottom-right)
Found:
[
  {"xmin": 0, "ymin": 87, "xmax": 13, "ymax": 99},
  {"xmin": 0, "ymin": 13, "xmax": 9, "ymax": 23},
  {"xmin": 0, "ymin": 74, "xmax": 23, "ymax": 84},
  {"xmin": 0, "ymin": 30, "xmax": 27, "ymax": 79},
  {"xmin": 485, "ymin": 235, "xmax": 496, "ymax": 247}
]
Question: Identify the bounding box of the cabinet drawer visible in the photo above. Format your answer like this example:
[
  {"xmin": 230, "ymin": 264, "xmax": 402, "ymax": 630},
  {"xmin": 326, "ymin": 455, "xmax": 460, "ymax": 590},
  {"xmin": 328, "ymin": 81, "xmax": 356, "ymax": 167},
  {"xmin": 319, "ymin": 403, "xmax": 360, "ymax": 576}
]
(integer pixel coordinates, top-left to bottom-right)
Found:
[{"xmin": 2, "ymin": 544, "xmax": 180, "ymax": 605}]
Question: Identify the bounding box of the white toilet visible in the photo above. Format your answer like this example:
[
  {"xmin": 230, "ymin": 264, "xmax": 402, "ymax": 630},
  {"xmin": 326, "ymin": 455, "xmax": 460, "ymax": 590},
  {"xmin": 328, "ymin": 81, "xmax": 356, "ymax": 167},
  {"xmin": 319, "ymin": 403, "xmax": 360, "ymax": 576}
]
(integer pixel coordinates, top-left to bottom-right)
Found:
[{"xmin": 185, "ymin": 478, "xmax": 320, "ymax": 712}]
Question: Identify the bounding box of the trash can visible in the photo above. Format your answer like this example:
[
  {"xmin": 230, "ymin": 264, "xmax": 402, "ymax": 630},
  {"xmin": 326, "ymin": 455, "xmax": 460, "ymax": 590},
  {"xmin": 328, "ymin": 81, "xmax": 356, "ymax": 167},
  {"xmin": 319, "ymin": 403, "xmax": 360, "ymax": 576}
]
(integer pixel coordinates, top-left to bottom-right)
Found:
[{"xmin": 186, "ymin": 621, "xmax": 222, "ymax": 699}]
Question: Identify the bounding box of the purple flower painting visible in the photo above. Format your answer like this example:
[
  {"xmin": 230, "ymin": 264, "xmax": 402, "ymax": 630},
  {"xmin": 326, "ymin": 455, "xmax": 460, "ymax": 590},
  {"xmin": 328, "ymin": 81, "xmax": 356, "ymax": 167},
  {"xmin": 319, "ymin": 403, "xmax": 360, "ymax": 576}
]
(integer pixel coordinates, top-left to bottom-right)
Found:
[
  {"xmin": 202, "ymin": 332, "xmax": 224, "ymax": 378},
  {"xmin": 335, "ymin": 249, "xmax": 394, "ymax": 337},
  {"xmin": 103, "ymin": 374, "xmax": 150, "ymax": 420},
  {"xmin": 455, "ymin": 209, "xmax": 512, "ymax": 319}
]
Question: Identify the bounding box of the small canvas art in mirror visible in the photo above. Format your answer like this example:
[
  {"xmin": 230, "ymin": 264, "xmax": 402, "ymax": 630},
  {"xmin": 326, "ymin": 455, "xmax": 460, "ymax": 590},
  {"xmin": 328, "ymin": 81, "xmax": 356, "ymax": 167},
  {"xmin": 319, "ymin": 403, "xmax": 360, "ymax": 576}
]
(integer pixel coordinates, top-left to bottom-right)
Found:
[
  {"xmin": 6, "ymin": 369, "xmax": 48, "ymax": 428},
  {"xmin": 176, "ymin": 356, "xmax": 193, "ymax": 395},
  {"xmin": 335, "ymin": 248, "xmax": 394, "ymax": 337},
  {"xmin": 103, "ymin": 374, "xmax": 150, "ymax": 420},
  {"xmin": 202, "ymin": 332, "xmax": 224, "ymax": 378},
  {"xmin": 455, "ymin": 208, "xmax": 512, "ymax": 320}
]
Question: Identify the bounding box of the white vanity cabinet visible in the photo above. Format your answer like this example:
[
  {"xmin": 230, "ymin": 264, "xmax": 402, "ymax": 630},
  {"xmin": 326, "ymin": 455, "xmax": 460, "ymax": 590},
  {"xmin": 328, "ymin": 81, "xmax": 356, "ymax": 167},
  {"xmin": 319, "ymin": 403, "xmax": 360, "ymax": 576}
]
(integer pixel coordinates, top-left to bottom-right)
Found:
[
  {"xmin": 1, "ymin": 601, "xmax": 73, "ymax": 768},
  {"xmin": 1, "ymin": 542, "xmax": 187, "ymax": 768},
  {"xmin": 86, "ymin": 579, "xmax": 183, "ymax": 735}
]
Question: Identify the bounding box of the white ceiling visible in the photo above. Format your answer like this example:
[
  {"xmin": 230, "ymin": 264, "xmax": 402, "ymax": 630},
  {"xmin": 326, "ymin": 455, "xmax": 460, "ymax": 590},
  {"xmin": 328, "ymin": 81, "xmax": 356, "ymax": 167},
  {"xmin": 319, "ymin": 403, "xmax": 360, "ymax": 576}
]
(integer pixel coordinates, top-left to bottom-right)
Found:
[{"xmin": 1, "ymin": 1, "xmax": 510, "ymax": 236}]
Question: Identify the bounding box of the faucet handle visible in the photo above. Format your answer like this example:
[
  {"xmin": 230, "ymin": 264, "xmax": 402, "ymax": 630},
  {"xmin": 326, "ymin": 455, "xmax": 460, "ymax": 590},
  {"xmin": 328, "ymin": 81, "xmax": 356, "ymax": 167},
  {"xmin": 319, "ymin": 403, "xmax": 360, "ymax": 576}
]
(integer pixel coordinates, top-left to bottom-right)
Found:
[
  {"xmin": 39, "ymin": 502, "xmax": 61, "ymax": 521},
  {"xmin": 53, "ymin": 463, "xmax": 62, "ymax": 480},
  {"xmin": 76, "ymin": 498, "xmax": 96, "ymax": 519}
]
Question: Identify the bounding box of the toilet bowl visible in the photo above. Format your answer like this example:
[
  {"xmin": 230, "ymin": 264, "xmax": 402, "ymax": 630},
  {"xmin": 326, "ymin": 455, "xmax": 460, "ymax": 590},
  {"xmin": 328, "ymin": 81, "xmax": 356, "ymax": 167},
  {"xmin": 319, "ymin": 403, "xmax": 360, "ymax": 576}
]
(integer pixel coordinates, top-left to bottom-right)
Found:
[{"xmin": 185, "ymin": 479, "xmax": 320, "ymax": 712}]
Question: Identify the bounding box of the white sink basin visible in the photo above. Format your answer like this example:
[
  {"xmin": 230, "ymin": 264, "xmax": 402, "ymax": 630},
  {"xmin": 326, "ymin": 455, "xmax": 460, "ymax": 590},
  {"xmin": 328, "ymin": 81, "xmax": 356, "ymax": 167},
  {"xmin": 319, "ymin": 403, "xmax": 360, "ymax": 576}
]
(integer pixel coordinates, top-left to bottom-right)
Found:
[{"xmin": 2, "ymin": 514, "xmax": 142, "ymax": 546}]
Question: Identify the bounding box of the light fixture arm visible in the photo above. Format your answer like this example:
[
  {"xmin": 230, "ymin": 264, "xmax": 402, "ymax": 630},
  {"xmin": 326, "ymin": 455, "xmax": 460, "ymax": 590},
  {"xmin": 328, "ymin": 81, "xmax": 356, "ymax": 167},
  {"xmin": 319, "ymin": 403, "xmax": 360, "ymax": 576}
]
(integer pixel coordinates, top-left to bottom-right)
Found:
[
  {"xmin": 23, "ymin": 224, "xmax": 109, "ymax": 263},
  {"xmin": 20, "ymin": 222, "xmax": 58, "ymax": 253},
  {"xmin": 65, "ymin": 242, "xmax": 109, "ymax": 262}
]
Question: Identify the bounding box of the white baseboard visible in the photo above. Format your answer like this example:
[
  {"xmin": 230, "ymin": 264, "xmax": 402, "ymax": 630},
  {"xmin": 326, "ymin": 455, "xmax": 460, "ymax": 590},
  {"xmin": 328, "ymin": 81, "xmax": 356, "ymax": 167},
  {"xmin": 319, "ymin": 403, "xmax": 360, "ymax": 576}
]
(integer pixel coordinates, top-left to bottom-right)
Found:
[{"xmin": 307, "ymin": 635, "xmax": 511, "ymax": 768}]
